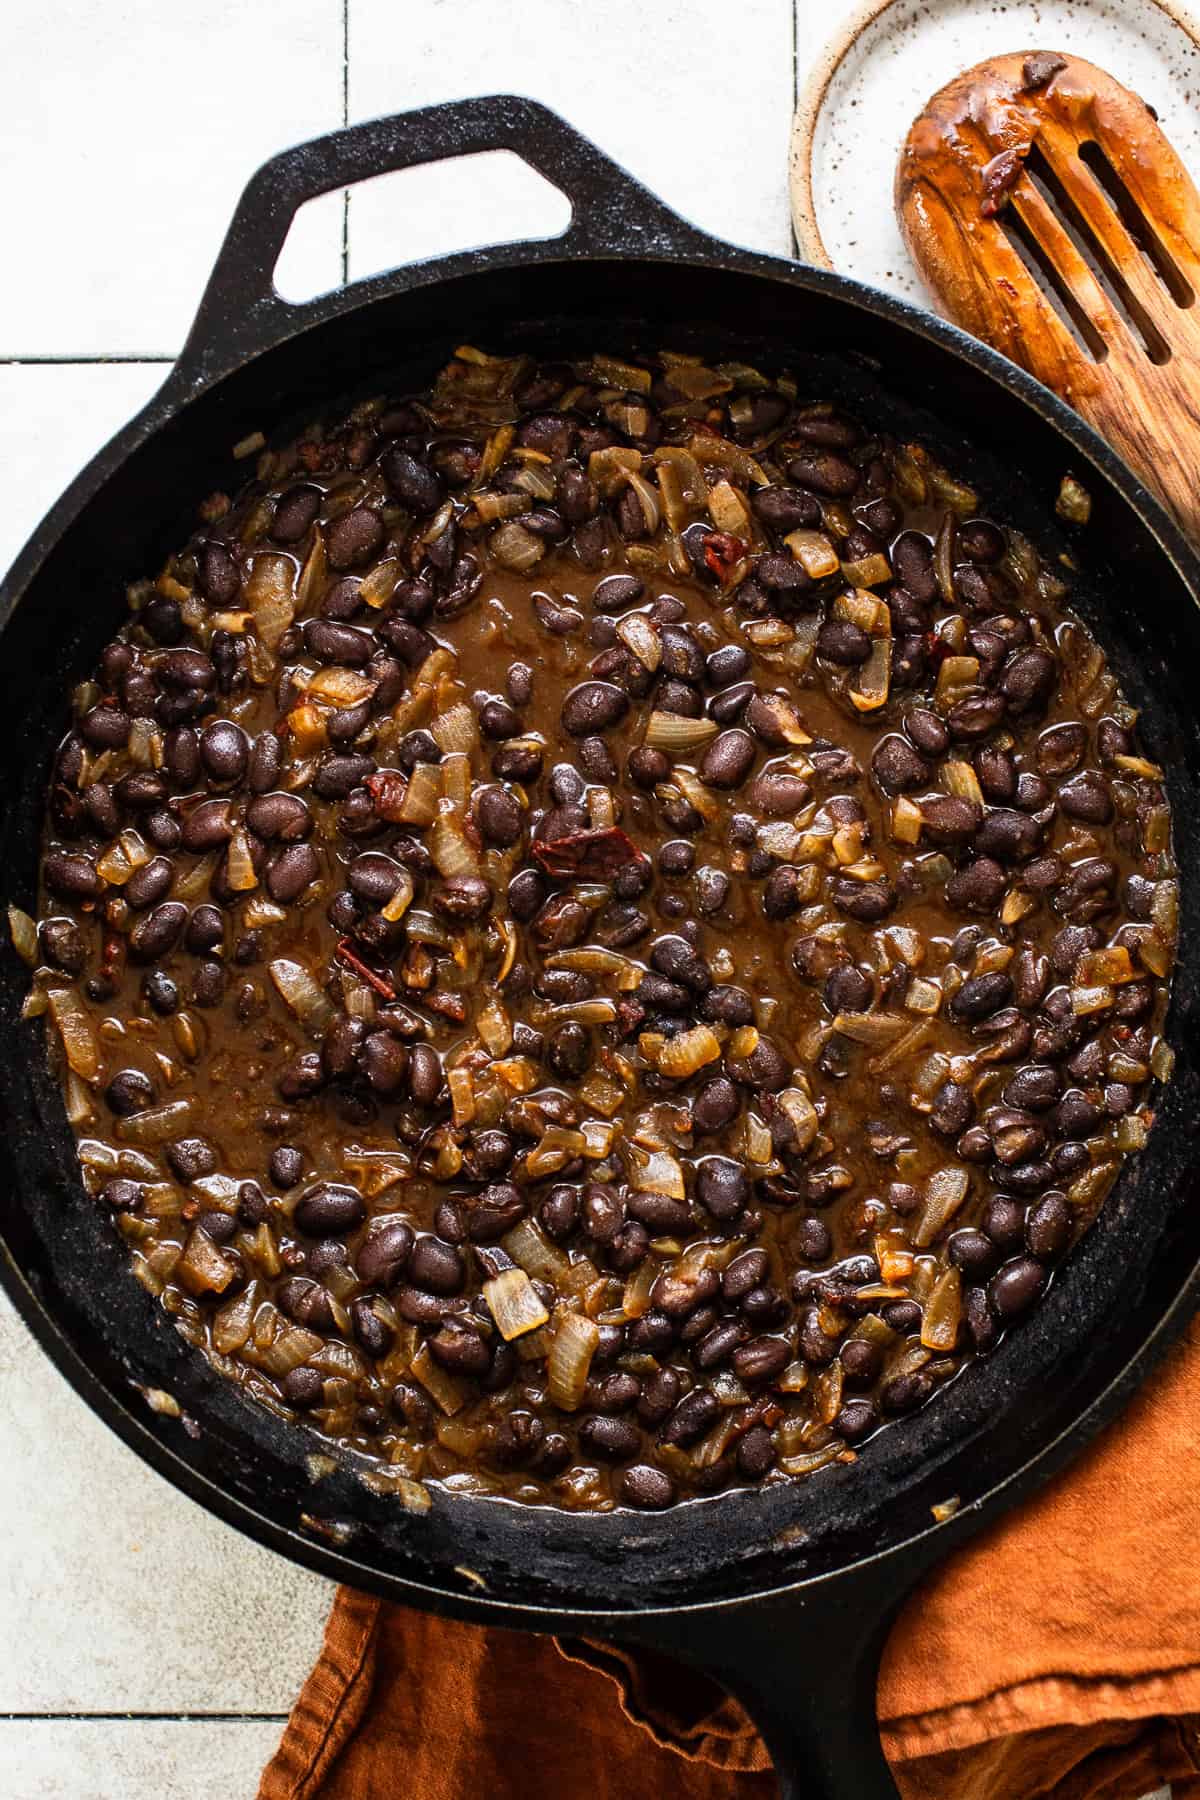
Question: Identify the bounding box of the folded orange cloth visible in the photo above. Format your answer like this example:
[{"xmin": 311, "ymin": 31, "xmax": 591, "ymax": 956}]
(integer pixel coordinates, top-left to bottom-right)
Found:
[{"xmin": 259, "ymin": 1317, "xmax": 1200, "ymax": 1800}]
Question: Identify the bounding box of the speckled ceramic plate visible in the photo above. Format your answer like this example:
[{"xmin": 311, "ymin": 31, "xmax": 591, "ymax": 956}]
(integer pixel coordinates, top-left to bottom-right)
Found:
[{"xmin": 791, "ymin": 0, "xmax": 1200, "ymax": 304}]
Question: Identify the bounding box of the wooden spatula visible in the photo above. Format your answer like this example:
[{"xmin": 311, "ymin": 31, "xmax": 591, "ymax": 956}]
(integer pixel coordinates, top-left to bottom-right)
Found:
[{"xmin": 896, "ymin": 51, "xmax": 1200, "ymax": 540}]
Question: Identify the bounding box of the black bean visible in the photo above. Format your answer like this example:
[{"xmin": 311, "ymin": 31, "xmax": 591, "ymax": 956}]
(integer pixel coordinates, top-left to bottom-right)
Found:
[
  {"xmin": 1026, "ymin": 1190, "xmax": 1070, "ymax": 1258},
  {"xmin": 975, "ymin": 807, "xmax": 1040, "ymax": 863},
  {"xmin": 302, "ymin": 618, "xmax": 374, "ymax": 665},
  {"xmin": 158, "ymin": 647, "xmax": 215, "ymax": 691},
  {"xmin": 105, "ymin": 1068, "xmax": 155, "ymax": 1116},
  {"xmin": 872, "ymin": 734, "xmax": 928, "ymax": 794},
  {"xmin": 247, "ymin": 731, "xmax": 283, "ymax": 794},
  {"xmin": 989, "ymin": 1254, "xmax": 1047, "ymax": 1317},
  {"xmin": 1037, "ymin": 722, "xmax": 1087, "ymax": 777},
  {"xmin": 921, "ymin": 794, "xmax": 981, "ymax": 843},
  {"xmin": 930, "ymin": 1080, "xmax": 973, "ymax": 1138},
  {"xmin": 1001, "ymin": 648, "xmax": 1056, "ymax": 711},
  {"xmin": 620, "ymin": 1464, "xmax": 676, "ymax": 1507},
  {"xmin": 269, "ymin": 1145, "xmax": 304, "ymax": 1190},
  {"xmin": 836, "ymin": 1399, "xmax": 880, "ymax": 1443},
  {"xmin": 830, "ymin": 877, "xmax": 895, "ymax": 922},
  {"xmin": 577, "ymin": 1414, "xmax": 639, "ymax": 1461},
  {"xmin": 898, "ymin": 712, "xmax": 944, "ymax": 762},
  {"xmin": 429, "ymin": 1318, "xmax": 490, "ymax": 1374},
  {"xmin": 357, "ymin": 1219, "xmax": 414, "ymax": 1287},
  {"xmin": 732, "ymin": 1335, "xmax": 790, "ymax": 1383},
  {"xmin": 180, "ymin": 798, "xmax": 234, "ymax": 852},
  {"xmin": 690, "ymin": 1077, "xmax": 739, "ymax": 1135},
  {"xmin": 761, "ymin": 864, "xmax": 806, "ymax": 920},
  {"xmin": 326, "ymin": 506, "xmax": 385, "ymax": 571},
  {"xmin": 272, "ymin": 484, "xmax": 322, "ymax": 543},
  {"xmin": 407, "ymin": 1043, "xmax": 443, "ymax": 1107},
  {"xmin": 253, "ymin": 840, "xmax": 314, "ymax": 908},
  {"xmin": 945, "ymin": 856, "xmax": 1006, "ymax": 913},
  {"xmin": 840, "ymin": 1338, "xmax": 883, "ymax": 1388},
  {"xmin": 382, "ymin": 450, "xmax": 442, "ymax": 511},
  {"xmin": 122, "ymin": 856, "xmax": 172, "ymax": 912},
  {"xmin": 817, "ymin": 619, "xmax": 872, "ymax": 665},
  {"xmin": 432, "ymin": 874, "xmax": 492, "ymax": 922},
  {"xmin": 786, "ymin": 450, "xmax": 859, "ymax": 496},
  {"xmin": 293, "ymin": 1182, "xmax": 365, "ymax": 1235},
  {"xmin": 195, "ymin": 719, "xmax": 248, "ymax": 786},
  {"xmin": 659, "ymin": 1388, "xmax": 719, "ymax": 1447},
  {"xmin": 143, "ymin": 969, "xmax": 179, "ymax": 1014},
  {"xmin": 406, "ymin": 1235, "xmax": 465, "ymax": 1296},
  {"xmin": 198, "ymin": 541, "xmax": 240, "ymax": 607},
  {"xmin": 129, "ymin": 900, "xmax": 188, "ymax": 961},
  {"xmin": 950, "ymin": 972, "xmax": 1013, "ymax": 1023},
  {"xmin": 561, "ymin": 680, "xmax": 628, "ymax": 735},
  {"xmin": 246, "ymin": 792, "xmax": 312, "ymax": 841},
  {"xmin": 166, "ymin": 1136, "xmax": 216, "ymax": 1182},
  {"xmin": 822, "ymin": 965, "xmax": 870, "ymax": 1015},
  {"xmin": 554, "ymin": 463, "xmax": 597, "ymax": 524},
  {"xmin": 752, "ymin": 485, "xmax": 822, "ymax": 532},
  {"xmin": 44, "ymin": 851, "xmax": 104, "ymax": 902},
  {"xmin": 756, "ymin": 553, "xmax": 810, "ymax": 595},
  {"xmin": 700, "ymin": 729, "xmax": 756, "ymax": 789},
  {"xmin": 1058, "ymin": 770, "xmax": 1113, "ymax": 823},
  {"xmin": 39, "ymin": 917, "xmax": 86, "ymax": 974}
]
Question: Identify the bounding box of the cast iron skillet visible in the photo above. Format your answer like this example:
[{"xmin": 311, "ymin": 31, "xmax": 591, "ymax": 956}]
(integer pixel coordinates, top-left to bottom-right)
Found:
[{"xmin": 3, "ymin": 97, "xmax": 1200, "ymax": 1799}]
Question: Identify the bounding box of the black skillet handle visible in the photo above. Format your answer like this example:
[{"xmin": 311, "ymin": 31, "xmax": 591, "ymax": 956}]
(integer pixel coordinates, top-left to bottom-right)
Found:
[
  {"xmin": 173, "ymin": 95, "xmax": 711, "ymax": 389},
  {"xmin": 612, "ymin": 1542, "xmax": 942, "ymax": 1800}
]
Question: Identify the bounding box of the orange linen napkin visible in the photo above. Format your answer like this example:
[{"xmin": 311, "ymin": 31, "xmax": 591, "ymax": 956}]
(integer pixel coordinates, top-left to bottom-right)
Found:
[{"xmin": 260, "ymin": 1316, "xmax": 1200, "ymax": 1800}]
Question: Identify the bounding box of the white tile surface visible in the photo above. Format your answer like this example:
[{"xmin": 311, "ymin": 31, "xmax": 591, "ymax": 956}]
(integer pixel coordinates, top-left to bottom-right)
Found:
[
  {"xmin": 0, "ymin": 364, "xmax": 164, "ymax": 579},
  {"xmin": 0, "ymin": 0, "xmax": 343, "ymax": 356},
  {"xmin": 0, "ymin": 1719, "xmax": 286, "ymax": 1800},
  {"xmin": 0, "ymin": 1292, "xmax": 331, "ymax": 1713},
  {"xmin": 347, "ymin": 0, "xmax": 797, "ymax": 269}
]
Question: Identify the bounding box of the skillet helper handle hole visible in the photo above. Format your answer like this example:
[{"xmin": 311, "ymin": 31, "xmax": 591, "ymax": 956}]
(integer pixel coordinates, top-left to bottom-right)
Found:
[{"xmin": 174, "ymin": 94, "xmax": 706, "ymax": 385}]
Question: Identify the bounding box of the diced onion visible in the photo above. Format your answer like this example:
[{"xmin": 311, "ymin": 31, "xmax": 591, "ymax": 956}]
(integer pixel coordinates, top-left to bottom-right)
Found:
[
  {"xmin": 547, "ymin": 1312, "xmax": 600, "ymax": 1410},
  {"xmin": 915, "ymin": 1168, "xmax": 969, "ymax": 1247},
  {"xmin": 784, "ymin": 528, "xmax": 839, "ymax": 579},
  {"xmin": 245, "ymin": 553, "xmax": 296, "ymax": 651},
  {"xmin": 115, "ymin": 1099, "xmax": 196, "ymax": 1145},
  {"xmin": 8, "ymin": 905, "xmax": 37, "ymax": 966},
  {"xmin": 849, "ymin": 637, "xmax": 891, "ymax": 711},
  {"xmin": 226, "ymin": 825, "xmax": 259, "ymax": 892},
  {"xmin": 653, "ymin": 1024, "xmax": 721, "ymax": 1079},
  {"xmin": 616, "ymin": 613, "xmax": 662, "ymax": 670},
  {"xmin": 411, "ymin": 1341, "xmax": 466, "ymax": 1415},
  {"xmin": 397, "ymin": 760, "xmax": 440, "ymax": 827},
  {"xmin": 47, "ymin": 986, "xmax": 100, "ymax": 1080},
  {"xmin": 269, "ymin": 958, "xmax": 336, "ymax": 1036},
  {"xmin": 643, "ymin": 711, "xmax": 719, "ymax": 755},
  {"xmin": 1075, "ymin": 947, "xmax": 1134, "ymax": 987},
  {"xmin": 429, "ymin": 808, "xmax": 481, "ymax": 879},
  {"xmin": 524, "ymin": 1126, "xmax": 587, "ymax": 1178},
  {"xmin": 484, "ymin": 1267, "xmax": 550, "ymax": 1341},
  {"xmin": 431, "ymin": 702, "xmax": 479, "ymax": 755},
  {"xmin": 502, "ymin": 1218, "xmax": 574, "ymax": 1285},
  {"xmin": 625, "ymin": 1141, "xmax": 685, "ymax": 1198},
  {"xmin": 921, "ymin": 1267, "xmax": 962, "ymax": 1350},
  {"xmin": 491, "ymin": 521, "xmax": 545, "ymax": 570}
]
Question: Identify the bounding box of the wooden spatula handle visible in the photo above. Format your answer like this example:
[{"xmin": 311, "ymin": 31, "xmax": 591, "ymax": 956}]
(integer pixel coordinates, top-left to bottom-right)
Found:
[{"xmin": 897, "ymin": 53, "xmax": 1200, "ymax": 542}]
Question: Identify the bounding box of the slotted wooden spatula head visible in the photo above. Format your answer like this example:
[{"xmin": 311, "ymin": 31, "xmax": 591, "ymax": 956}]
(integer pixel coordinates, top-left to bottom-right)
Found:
[{"xmin": 897, "ymin": 51, "xmax": 1200, "ymax": 541}]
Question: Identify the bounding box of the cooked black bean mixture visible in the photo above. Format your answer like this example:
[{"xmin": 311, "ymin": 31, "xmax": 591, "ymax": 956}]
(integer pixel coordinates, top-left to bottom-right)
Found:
[{"xmin": 16, "ymin": 345, "xmax": 1177, "ymax": 1513}]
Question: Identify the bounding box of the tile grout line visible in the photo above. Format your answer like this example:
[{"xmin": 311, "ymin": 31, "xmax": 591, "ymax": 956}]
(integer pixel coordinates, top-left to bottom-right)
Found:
[
  {"xmin": 0, "ymin": 355, "xmax": 175, "ymax": 366},
  {"xmin": 341, "ymin": 0, "xmax": 350, "ymax": 287},
  {"xmin": 0, "ymin": 1713, "xmax": 289, "ymax": 1724},
  {"xmin": 790, "ymin": 0, "xmax": 800, "ymax": 258}
]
